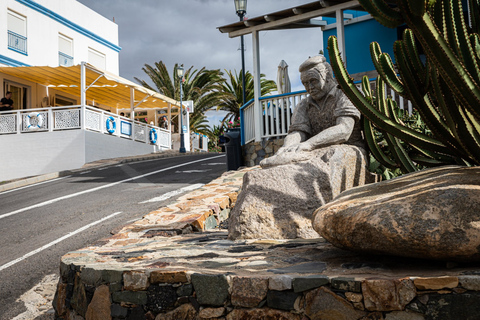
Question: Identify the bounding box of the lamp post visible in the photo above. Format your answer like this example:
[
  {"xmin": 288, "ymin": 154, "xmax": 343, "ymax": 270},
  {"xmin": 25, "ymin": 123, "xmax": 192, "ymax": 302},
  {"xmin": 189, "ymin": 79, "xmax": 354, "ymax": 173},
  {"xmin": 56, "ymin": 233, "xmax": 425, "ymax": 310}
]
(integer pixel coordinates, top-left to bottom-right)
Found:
[
  {"xmin": 177, "ymin": 64, "xmax": 186, "ymax": 153},
  {"xmin": 235, "ymin": 0, "xmax": 247, "ymax": 106}
]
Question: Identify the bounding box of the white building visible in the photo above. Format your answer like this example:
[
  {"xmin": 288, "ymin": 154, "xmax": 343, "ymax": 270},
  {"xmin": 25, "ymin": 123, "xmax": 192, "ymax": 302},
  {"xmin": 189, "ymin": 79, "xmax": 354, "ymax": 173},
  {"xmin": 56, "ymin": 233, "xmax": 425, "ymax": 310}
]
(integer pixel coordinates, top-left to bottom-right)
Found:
[
  {"xmin": 0, "ymin": 0, "xmax": 200, "ymax": 182},
  {"xmin": 1, "ymin": 0, "xmax": 120, "ymax": 73}
]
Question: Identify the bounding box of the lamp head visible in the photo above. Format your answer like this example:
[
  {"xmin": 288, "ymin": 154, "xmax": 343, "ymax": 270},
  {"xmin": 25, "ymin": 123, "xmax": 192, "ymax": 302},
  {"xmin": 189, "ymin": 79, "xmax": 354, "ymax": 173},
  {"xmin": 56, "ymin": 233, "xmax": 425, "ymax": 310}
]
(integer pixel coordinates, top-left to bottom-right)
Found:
[
  {"xmin": 176, "ymin": 64, "xmax": 184, "ymax": 78},
  {"xmin": 234, "ymin": 0, "xmax": 247, "ymax": 17}
]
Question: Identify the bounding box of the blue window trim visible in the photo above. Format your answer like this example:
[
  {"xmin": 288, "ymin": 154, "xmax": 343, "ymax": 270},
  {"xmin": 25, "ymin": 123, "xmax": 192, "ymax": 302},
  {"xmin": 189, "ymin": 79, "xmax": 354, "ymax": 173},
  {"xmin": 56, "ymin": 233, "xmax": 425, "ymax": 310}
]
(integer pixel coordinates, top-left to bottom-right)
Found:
[
  {"xmin": 16, "ymin": 0, "xmax": 122, "ymax": 53},
  {"xmin": 0, "ymin": 54, "xmax": 30, "ymax": 67}
]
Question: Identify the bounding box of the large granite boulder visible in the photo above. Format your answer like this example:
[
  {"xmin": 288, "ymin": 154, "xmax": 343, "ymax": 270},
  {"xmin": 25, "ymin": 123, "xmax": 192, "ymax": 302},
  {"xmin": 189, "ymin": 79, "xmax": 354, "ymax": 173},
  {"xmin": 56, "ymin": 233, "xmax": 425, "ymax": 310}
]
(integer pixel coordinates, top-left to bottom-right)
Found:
[
  {"xmin": 228, "ymin": 145, "xmax": 374, "ymax": 239},
  {"xmin": 312, "ymin": 166, "xmax": 480, "ymax": 261}
]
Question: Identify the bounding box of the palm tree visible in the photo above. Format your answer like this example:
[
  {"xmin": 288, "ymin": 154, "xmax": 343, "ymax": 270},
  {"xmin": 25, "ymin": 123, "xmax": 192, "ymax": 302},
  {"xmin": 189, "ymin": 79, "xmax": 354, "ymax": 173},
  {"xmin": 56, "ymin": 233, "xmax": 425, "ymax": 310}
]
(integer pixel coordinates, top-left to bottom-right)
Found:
[
  {"xmin": 135, "ymin": 61, "xmax": 230, "ymax": 135},
  {"xmin": 217, "ymin": 70, "xmax": 277, "ymax": 124}
]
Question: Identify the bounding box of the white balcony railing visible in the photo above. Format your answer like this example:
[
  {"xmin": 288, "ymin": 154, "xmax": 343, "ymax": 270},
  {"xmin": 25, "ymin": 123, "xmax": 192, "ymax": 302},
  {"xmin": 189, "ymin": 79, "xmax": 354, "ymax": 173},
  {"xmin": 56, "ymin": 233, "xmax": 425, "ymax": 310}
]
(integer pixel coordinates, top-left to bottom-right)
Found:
[
  {"xmin": 8, "ymin": 30, "xmax": 27, "ymax": 55},
  {"xmin": 240, "ymin": 91, "xmax": 308, "ymax": 145},
  {"xmin": 240, "ymin": 81, "xmax": 413, "ymax": 145},
  {"xmin": 0, "ymin": 105, "xmax": 171, "ymax": 150}
]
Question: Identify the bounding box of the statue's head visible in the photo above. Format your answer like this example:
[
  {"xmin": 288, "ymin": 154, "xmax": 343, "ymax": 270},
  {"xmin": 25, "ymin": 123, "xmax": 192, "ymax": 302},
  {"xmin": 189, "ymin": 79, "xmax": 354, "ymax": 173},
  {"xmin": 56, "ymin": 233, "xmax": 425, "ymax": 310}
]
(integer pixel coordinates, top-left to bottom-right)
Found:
[{"xmin": 299, "ymin": 55, "xmax": 334, "ymax": 100}]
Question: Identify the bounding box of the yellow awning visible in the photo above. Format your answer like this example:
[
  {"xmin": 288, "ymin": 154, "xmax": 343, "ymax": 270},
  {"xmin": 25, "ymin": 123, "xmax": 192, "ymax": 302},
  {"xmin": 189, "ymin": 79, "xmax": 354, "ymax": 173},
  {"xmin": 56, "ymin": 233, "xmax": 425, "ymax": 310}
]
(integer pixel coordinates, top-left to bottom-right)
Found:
[{"xmin": 0, "ymin": 63, "xmax": 180, "ymax": 110}]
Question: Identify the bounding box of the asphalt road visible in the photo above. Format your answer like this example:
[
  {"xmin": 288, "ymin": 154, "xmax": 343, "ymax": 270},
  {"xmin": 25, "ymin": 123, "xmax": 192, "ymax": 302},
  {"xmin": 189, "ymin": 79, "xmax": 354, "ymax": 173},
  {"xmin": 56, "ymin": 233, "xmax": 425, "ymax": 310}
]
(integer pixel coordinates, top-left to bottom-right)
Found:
[{"xmin": 0, "ymin": 153, "xmax": 227, "ymax": 319}]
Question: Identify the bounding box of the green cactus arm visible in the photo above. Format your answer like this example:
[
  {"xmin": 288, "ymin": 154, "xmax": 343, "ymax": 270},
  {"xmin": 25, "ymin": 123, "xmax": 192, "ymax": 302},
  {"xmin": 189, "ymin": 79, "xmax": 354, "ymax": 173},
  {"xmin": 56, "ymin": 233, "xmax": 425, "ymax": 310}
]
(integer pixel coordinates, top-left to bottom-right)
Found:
[
  {"xmin": 402, "ymin": 29, "xmax": 427, "ymax": 85},
  {"xmin": 362, "ymin": 75, "xmax": 373, "ymax": 99},
  {"xmin": 357, "ymin": 0, "xmax": 404, "ymax": 28},
  {"xmin": 455, "ymin": 105, "xmax": 480, "ymax": 162},
  {"xmin": 363, "ymin": 116, "xmax": 398, "ymax": 168},
  {"xmin": 406, "ymin": 0, "xmax": 427, "ymax": 16},
  {"xmin": 409, "ymin": 154, "xmax": 453, "ymax": 166},
  {"xmin": 393, "ymin": 39, "xmax": 466, "ymax": 154},
  {"xmin": 370, "ymin": 42, "xmax": 405, "ymax": 94},
  {"xmin": 328, "ymin": 35, "xmax": 453, "ymax": 155},
  {"xmin": 398, "ymin": 0, "xmax": 480, "ymax": 121},
  {"xmin": 471, "ymin": 34, "xmax": 480, "ymax": 63},
  {"xmin": 447, "ymin": 0, "xmax": 480, "ymax": 84},
  {"xmin": 382, "ymin": 98, "xmax": 418, "ymax": 173},
  {"xmin": 469, "ymin": 0, "xmax": 480, "ymax": 34},
  {"xmin": 429, "ymin": 65, "xmax": 458, "ymax": 138}
]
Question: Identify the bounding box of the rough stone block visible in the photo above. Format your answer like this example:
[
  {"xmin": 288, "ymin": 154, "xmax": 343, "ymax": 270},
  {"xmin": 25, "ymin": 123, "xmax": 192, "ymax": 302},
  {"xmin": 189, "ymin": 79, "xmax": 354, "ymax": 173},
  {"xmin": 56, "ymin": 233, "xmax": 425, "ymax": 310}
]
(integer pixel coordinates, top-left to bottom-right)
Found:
[
  {"xmin": 226, "ymin": 308, "xmax": 302, "ymax": 320},
  {"xmin": 80, "ymin": 268, "xmax": 102, "ymax": 286},
  {"xmin": 150, "ymin": 271, "xmax": 188, "ymax": 284},
  {"xmin": 146, "ymin": 284, "xmax": 177, "ymax": 313},
  {"xmin": 101, "ymin": 270, "xmax": 123, "ymax": 284},
  {"xmin": 362, "ymin": 279, "xmax": 417, "ymax": 312},
  {"xmin": 176, "ymin": 284, "xmax": 193, "ymax": 297},
  {"xmin": 293, "ymin": 275, "xmax": 329, "ymax": 292},
  {"xmin": 123, "ymin": 271, "xmax": 149, "ymax": 291},
  {"xmin": 112, "ymin": 291, "xmax": 147, "ymax": 305},
  {"xmin": 269, "ymin": 275, "xmax": 293, "ymax": 291},
  {"xmin": 191, "ymin": 274, "xmax": 229, "ymax": 306},
  {"xmin": 331, "ymin": 277, "xmax": 362, "ymax": 293},
  {"xmin": 304, "ymin": 286, "xmax": 366, "ymax": 320},
  {"xmin": 85, "ymin": 285, "xmax": 111, "ymax": 320},
  {"xmin": 459, "ymin": 275, "xmax": 480, "ymax": 291},
  {"xmin": 231, "ymin": 277, "xmax": 269, "ymax": 307},
  {"xmin": 384, "ymin": 310, "xmax": 425, "ymax": 320},
  {"xmin": 198, "ymin": 307, "xmax": 225, "ymax": 318},
  {"xmin": 110, "ymin": 304, "xmax": 128, "ymax": 318},
  {"xmin": 423, "ymin": 292, "xmax": 480, "ymax": 319},
  {"xmin": 413, "ymin": 276, "xmax": 459, "ymax": 290},
  {"xmin": 266, "ymin": 290, "xmax": 301, "ymax": 311},
  {"xmin": 204, "ymin": 215, "xmax": 218, "ymax": 230},
  {"xmin": 155, "ymin": 303, "xmax": 198, "ymax": 320}
]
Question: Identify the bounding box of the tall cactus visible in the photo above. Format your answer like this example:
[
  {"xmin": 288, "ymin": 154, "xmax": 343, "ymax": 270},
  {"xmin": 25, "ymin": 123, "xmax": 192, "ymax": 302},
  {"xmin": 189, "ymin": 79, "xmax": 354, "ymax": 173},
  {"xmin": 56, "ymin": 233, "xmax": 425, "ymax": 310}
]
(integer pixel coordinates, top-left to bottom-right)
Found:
[{"xmin": 328, "ymin": 0, "xmax": 480, "ymax": 173}]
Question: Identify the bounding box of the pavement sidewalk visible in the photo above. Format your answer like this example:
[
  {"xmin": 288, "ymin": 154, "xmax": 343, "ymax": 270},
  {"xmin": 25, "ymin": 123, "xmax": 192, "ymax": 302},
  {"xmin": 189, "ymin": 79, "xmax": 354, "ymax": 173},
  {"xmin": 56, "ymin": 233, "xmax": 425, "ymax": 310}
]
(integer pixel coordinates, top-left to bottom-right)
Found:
[{"xmin": 0, "ymin": 151, "xmax": 220, "ymax": 193}]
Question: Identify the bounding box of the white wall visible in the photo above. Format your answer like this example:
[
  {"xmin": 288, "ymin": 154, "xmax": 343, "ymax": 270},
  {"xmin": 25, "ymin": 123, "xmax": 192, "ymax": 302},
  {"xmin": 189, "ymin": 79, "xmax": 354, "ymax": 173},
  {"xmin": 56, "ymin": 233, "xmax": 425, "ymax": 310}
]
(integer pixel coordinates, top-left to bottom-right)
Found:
[
  {"xmin": 0, "ymin": 130, "xmax": 85, "ymax": 181},
  {"xmin": 85, "ymin": 131, "xmax": 155, "ymax": 163},
  {"xmin": 0, "ymin": 129, "xmax": 159, "ymax": 181},
  {"xmin": 0, "ymin": 0, "xmax": 119, "ymax": 74}
]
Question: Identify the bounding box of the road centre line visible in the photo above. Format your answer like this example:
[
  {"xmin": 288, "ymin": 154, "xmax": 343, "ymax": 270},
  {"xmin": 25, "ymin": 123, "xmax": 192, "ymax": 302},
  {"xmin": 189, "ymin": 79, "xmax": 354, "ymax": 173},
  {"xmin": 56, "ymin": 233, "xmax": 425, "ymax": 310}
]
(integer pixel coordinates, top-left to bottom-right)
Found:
[
  {"xmin": 0, "ymin": 211, "xmax": 123, "ymax": 272},
  {"xmin": 0, "ymin": 154, "xmax": 225, "ymax": 221},
  {"xmin": 0, "ymin": 176, "xmax": 71, "ymax": 196}
]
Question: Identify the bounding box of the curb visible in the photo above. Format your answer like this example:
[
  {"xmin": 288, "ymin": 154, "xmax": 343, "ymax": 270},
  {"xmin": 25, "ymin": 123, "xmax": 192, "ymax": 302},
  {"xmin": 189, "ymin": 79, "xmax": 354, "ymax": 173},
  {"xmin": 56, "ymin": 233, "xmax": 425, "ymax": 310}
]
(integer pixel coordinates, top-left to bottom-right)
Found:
[{"xmin": 0, "ymin": 151, "xmax": 223, "ymax": 193}]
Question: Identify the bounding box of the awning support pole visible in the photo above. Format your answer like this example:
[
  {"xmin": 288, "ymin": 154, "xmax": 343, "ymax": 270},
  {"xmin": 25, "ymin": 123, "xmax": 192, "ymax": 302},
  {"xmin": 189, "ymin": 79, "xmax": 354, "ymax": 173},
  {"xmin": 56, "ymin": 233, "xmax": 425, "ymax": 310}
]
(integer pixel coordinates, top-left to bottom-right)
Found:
[
  {"xmin": 81, "ymin": 62, "xmax": 86, "ymax": 106},
  {"xmin": 81, "ymin": 61, "xmax": 86, "ymax": 130},
  {"xmin": 130, "ymin": 87, "xmax": 135, "ymax": 140},
  {"xmin": 252, "ymin": 30, "xmax": 262, "ymax": 142},
  {"xmin": 336, "ymin": 9, "xmax": 346, "ymax": 65}
]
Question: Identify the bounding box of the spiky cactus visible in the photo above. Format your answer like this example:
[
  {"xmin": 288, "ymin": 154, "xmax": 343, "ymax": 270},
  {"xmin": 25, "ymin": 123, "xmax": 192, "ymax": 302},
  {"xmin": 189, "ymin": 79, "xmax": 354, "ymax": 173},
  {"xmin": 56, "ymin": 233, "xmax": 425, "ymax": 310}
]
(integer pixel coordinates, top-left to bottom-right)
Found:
[{"xmin": 328, "ymin": 0, "xmax": 480, "ymax": 173}]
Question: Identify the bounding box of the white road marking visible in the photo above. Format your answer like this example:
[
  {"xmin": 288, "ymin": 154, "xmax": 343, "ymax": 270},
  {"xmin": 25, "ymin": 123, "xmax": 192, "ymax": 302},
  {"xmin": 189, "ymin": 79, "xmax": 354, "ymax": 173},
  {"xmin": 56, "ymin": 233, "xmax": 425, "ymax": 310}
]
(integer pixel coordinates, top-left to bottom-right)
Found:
[
  {"xmin": 79, "ymin": 171, "xmax": 91, "ymax": 175},
  {"xmin": 0, "ymin": 211, "xmax": 123, "ymax": 272},
  {"xmin": 202, "ymin": 163, "xmax": 226, "ymax": 166},
  {"xmin": 175, "ymin": 169, "xmax": 212, "ymax": 173},
  {"xmin": 0, "ymin": 176, "xmax": 71, "ymax": 196},
  {"xmin": 0, "ymin": 155, "xmax": 225, "ymax": 221},
  {"xmin": 140, "ymin": 183, "xmax": 205, "ymax": 203}
]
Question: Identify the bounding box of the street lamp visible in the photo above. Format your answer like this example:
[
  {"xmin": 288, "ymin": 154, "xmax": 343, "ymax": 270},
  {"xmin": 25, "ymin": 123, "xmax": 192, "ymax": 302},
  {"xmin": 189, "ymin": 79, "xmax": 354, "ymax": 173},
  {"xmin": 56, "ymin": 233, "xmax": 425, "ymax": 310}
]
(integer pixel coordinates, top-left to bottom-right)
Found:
[
  {"xmin": 177, "ymin": 64, "xmax": 186, "ymax": 153},
  {"xmin": 235, "ymin": 0, "xmax": 247, "ymax": 106}
]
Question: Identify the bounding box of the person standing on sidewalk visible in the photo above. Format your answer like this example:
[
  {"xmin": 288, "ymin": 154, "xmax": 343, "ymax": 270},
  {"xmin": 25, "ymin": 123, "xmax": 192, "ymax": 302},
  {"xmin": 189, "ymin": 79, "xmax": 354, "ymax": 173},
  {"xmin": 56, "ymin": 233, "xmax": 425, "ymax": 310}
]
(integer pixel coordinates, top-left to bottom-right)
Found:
[{"xmin": 0, "ymin": 91, "xmax": 14, "ymax": 111}]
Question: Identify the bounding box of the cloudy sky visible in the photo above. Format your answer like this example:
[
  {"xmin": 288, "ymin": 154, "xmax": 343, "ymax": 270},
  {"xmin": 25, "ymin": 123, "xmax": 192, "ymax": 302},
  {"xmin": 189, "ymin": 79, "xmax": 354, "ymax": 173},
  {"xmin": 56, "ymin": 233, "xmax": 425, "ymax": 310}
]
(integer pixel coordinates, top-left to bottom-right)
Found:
[{"xmin": 76, "ymin": 0, "xmax": 324, "ymax": 126}]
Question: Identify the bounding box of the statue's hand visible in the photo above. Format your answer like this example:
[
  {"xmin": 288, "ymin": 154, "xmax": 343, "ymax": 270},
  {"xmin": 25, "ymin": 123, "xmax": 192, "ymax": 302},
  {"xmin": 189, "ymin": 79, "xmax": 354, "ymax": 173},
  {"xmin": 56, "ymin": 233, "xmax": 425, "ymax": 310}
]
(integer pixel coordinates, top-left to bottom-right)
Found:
[{"xmin": 282, "ymin": 142, "xmax": 313, "ymax": 153}]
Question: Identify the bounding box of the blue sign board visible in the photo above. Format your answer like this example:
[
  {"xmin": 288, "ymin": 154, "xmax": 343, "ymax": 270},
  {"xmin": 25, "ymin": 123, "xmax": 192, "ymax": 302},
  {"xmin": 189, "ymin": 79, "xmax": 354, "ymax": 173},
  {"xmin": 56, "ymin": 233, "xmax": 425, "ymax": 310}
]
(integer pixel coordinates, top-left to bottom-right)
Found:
[{"xmin": 121, "ymin": 121, "xmax": 132, "ymax": 136}]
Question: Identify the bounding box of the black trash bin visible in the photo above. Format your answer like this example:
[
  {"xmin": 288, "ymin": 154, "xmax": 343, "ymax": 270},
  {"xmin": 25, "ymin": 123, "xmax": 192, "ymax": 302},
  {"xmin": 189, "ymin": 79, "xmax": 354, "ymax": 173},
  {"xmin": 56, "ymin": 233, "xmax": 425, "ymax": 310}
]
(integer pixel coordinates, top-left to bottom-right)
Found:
[{"xmin": 224, "ymin": 128, "xmax": 243, "ymax": 170}]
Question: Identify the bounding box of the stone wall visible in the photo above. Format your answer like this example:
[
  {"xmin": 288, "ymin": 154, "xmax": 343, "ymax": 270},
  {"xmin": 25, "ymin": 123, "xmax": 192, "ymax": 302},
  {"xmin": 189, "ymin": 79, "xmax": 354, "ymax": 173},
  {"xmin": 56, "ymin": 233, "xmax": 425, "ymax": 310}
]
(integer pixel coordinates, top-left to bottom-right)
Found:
[
  {"xmin": 54, "ymin": 266, "xmax": 480, "ymax": 319},
  {"xmin": 243, "ymin": 138, "xmax": 285, "ymax": 167}
]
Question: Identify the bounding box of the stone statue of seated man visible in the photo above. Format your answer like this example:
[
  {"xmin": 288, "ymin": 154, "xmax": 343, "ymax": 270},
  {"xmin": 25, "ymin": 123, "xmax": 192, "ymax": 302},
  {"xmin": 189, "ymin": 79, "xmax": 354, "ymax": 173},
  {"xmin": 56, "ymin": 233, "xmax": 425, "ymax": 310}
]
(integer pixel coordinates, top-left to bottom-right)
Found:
[
  {"xmin": 260, "ymin": 55, "xmax": 365, "ymax": 168},
  {"xmin": 228, "ymin": 56, "xmax": 373, "ymax": 240}
]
